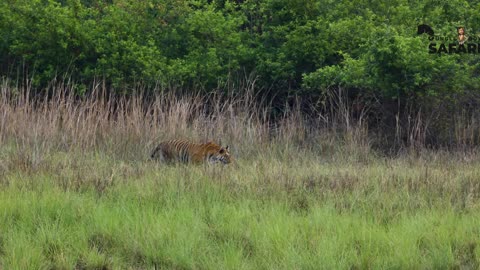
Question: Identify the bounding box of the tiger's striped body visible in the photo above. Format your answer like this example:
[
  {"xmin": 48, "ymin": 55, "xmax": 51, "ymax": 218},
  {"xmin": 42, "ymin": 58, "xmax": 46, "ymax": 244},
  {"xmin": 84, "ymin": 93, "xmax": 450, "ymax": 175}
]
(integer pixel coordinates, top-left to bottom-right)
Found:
[{"xmin": 151, "ymin": 139, "xmax": 232, "ymax": 164}]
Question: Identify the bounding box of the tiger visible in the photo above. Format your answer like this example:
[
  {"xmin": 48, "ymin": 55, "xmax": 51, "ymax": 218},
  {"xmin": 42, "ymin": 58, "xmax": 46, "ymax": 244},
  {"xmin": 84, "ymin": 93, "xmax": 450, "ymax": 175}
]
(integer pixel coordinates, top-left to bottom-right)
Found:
[{"xmin": 150, "ymin": 139, "xmax": 232, "ymax": 164}]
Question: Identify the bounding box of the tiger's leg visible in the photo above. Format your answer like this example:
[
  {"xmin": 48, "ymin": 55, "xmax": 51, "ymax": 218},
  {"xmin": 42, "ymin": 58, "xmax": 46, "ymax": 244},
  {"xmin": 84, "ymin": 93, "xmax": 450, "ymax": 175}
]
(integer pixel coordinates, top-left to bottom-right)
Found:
[
  {"xmin": 151, "ymin": 146, "xmax": 167, "ymax": 162},
  {"xmin": 178, "ymin": 149, "xmax": 191, "ymax": 163},
  {"xmin": 150, "ymin": 146, "xmax": 159, "ymax": 159}
]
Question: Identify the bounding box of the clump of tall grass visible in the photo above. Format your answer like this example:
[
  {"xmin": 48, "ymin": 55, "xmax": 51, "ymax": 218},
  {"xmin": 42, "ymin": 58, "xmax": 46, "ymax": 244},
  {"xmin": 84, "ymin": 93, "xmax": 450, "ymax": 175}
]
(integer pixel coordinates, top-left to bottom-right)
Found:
[
  {"xmin": 3, "ymin": 78, "xmax": 480, "ymax": 174},
  {"xmin": 0, "ymin": 79, "xmax": 374, "ymax": 166}
]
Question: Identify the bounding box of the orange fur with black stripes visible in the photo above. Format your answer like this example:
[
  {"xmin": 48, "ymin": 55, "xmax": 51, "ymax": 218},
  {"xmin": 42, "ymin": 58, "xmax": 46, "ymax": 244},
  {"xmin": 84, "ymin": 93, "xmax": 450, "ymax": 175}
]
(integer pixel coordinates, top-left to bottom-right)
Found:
[{"xmin": 151, "ymin": 139, "xmax": 232, "ymax": 164}]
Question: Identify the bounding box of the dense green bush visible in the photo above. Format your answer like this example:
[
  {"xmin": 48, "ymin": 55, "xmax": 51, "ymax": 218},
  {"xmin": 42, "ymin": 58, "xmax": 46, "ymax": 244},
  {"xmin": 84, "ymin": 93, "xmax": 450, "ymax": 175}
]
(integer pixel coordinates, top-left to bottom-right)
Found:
[{"xmin": 1, "ymin": 0, "xmax": 479, "ymax": 102}]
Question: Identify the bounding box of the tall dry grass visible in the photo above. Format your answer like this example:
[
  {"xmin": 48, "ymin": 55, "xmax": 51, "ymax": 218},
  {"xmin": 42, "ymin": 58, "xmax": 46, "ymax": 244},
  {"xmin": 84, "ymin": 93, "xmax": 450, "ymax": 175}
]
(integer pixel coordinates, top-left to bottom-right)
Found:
[
  {"xmin": 2, "ymin": 78, "xmax": 480, "ymax": 167},
  {"xmin": 0, "ymin": 79, "xmax": 375, "ymax": 167}
]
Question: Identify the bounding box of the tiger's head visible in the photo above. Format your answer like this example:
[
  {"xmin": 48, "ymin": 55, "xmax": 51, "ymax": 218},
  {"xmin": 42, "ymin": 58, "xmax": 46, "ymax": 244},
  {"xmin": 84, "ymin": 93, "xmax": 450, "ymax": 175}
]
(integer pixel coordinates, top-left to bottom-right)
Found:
[{"xmin": 209, "ymin": 145, "xmax": 232, "ymax": 164}]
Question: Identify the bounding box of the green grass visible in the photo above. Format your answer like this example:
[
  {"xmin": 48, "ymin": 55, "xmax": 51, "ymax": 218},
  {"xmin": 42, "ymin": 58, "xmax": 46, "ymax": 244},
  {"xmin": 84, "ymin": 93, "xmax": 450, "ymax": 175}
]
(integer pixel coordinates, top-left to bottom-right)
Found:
[{"xmin": 1, "ymin": 147, "xmax": 479, "ymax": 269}]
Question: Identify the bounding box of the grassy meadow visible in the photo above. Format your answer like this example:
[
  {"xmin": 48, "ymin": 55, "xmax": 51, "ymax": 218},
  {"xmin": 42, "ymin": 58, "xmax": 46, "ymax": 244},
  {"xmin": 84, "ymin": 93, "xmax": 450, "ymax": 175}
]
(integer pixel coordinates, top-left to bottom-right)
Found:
[{"xmin": 1, "ymin": 83, "xmax": 480, "ymax": 269}]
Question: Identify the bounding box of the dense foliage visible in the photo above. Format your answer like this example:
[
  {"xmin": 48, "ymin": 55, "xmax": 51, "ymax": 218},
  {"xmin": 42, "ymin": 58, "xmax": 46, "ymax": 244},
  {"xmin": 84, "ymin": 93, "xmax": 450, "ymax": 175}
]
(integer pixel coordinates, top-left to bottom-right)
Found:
[{"xmin": 1, "ymin": 0, "xmax": 479, "ymax": 98}]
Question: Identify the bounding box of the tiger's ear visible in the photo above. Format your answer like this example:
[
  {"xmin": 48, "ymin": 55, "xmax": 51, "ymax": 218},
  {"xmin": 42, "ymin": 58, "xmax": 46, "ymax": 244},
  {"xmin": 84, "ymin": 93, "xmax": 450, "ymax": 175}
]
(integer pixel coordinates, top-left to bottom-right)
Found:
[
  {"xmin": 225, "ymin": 145, "xmax": 229, "ymax": 151},
  {"xmin": 219, "ymin": 148, "xmax": 225, "ymax": 154}
]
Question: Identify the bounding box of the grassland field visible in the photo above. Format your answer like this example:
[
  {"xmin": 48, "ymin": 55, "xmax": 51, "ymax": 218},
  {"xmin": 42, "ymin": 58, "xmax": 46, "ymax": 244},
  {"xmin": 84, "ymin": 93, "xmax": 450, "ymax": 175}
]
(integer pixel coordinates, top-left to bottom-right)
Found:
[
  {"xmin": 1, "ymin": 144, "xmax": 480, "ymax": 269},
  {"xmin": 0, "ymin": 88, "xmax": 479, "ymax": 269}
]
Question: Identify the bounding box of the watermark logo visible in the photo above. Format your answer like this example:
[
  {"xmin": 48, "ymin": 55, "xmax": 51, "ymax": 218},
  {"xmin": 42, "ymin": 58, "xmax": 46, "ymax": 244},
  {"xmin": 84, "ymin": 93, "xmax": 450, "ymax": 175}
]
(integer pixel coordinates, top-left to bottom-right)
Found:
[
  {"xmin": 417, "ymin": 24, "xmax": 479, "ymax": 54},
  {"xmin": 417, "ymin": 24, "xmax": 434, "ymax": 36}
]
